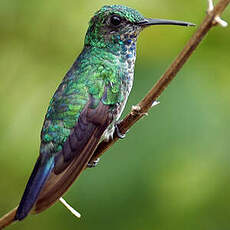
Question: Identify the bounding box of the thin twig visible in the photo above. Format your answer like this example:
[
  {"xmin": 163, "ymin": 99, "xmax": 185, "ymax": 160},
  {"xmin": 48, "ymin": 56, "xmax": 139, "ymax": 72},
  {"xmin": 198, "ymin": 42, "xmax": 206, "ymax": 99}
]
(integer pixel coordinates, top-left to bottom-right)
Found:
[
  {"xmin": 59, "ymin": 197, "xmax": 81, "ymax": 218},
  {"xmin": 0, "ymin": 0, "xmax": 229, "ymax": 229}
]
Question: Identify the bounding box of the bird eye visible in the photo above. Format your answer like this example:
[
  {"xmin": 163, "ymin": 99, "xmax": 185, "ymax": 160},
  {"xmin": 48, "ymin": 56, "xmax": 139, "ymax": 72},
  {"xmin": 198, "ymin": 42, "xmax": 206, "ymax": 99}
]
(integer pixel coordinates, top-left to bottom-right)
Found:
[{"xmin": 110, "ymin": 15, "xmax": 122, "ymax": 27}]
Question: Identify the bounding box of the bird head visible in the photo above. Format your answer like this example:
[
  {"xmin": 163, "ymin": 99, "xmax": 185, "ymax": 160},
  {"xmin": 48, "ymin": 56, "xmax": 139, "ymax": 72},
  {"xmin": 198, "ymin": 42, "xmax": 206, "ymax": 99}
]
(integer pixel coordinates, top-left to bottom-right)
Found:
[{"xmin": 84, "ymin": 5, "xmax": 194, "ymax": 48}]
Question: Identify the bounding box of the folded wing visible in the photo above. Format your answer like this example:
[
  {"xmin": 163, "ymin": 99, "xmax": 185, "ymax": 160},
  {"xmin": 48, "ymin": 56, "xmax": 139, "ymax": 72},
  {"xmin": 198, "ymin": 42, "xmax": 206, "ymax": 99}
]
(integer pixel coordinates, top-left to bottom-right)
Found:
[{"xmin": 34, "ymin": 94, "xmax": 113, "ymax": 213}]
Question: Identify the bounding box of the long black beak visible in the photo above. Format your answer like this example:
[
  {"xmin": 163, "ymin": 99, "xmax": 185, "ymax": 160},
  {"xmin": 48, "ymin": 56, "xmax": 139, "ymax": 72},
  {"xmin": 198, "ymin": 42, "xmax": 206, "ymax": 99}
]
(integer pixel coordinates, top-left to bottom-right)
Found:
[{"xmin": 138, "ymin": 18, "xmax": 195, "ymax": 27}]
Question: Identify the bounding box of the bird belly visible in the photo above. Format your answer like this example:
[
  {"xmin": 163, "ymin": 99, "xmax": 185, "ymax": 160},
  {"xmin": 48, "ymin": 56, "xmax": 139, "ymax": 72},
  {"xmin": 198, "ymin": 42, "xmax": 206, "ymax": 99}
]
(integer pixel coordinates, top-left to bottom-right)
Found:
[{"xmin": 103, "ymin": 70, "xmax": 134, "ymax": 141}]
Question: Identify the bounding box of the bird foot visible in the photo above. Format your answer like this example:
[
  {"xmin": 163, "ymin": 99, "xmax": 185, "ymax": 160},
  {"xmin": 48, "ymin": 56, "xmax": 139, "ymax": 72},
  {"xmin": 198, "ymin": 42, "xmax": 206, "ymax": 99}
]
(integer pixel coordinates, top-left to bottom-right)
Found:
[
  {"xmin": 103, "ymin": 121, "xmax": 127, "ymax": 142},
  {"xmin": 87, "ymin": 158, "xmax": 100, "ymax": 168},
  {"xmin": 115, "ymin": 123, "xmax": 126, "ymax": 139}
]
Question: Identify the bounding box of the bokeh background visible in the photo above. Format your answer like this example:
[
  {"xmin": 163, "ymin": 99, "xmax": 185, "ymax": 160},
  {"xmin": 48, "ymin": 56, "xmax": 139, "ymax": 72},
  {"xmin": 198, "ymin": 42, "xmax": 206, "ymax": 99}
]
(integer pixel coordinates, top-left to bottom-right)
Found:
[{"xmin": 0, "ymin": 0, "xmax": 230, "ymax": 229}]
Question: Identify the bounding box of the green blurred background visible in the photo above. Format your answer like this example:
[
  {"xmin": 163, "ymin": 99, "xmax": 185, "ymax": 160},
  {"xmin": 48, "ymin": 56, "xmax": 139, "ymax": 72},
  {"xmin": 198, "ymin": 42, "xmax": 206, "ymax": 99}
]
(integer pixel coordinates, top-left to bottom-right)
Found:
[{"xmin": 0, "ymin": 0, "xmax": 230, "ymax": 229}]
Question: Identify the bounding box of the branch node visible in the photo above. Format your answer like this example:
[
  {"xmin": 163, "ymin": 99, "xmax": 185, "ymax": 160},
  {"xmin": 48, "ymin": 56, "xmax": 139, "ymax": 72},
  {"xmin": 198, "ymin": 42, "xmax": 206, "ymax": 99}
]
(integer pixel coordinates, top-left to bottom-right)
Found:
[
  {"xmin": 151, "ymin": 101, "xmax": 160, "ymax": 108},
  {"xmin": 131, "ymin": 105, "xmax": 148, "ymax": 116},
  {"xmin": 207, "ymin": 0, "xmax": 228, "ymax": 27},
  {"xmin": 215, "ymin": 16, "xmax": 228, "ymax": 27},
  {"xmin": 131, "ymin": 105, "xmax": 141, "ymax": 115}
]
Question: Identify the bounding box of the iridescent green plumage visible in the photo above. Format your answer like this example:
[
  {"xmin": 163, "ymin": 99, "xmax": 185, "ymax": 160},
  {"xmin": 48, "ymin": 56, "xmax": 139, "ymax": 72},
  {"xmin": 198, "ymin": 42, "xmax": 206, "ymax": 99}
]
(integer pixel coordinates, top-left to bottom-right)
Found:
[
  {"xmin": 15, "ymin": 5, "xmax": 193, "ymax": 221},
  {"xmin": 41, "ymin": 46, "xmax": 124, "ymax": 154},
  {"xmin": 40, "ymin": 5, "xmax": 146, "ymax": 155}
]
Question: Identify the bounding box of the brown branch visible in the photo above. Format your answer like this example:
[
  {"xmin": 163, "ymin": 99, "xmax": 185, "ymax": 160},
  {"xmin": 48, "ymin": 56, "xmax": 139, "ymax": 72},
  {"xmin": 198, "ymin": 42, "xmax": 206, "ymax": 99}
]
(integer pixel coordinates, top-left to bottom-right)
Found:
[
  {"xmin": 0, "ymin": 208, "xmax": 17, "ymax": 229},
  {"xmin": 0, "ymin": 0, "xmax": 229, "ymax": 229}
]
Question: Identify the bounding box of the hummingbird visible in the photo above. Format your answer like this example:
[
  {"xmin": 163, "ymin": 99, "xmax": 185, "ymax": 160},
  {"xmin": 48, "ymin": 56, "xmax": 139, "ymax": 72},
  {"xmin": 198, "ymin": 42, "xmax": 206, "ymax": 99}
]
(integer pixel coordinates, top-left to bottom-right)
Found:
[{"xmin": 15, "ymin": 5, "xmax": 193, "ymax": 221}]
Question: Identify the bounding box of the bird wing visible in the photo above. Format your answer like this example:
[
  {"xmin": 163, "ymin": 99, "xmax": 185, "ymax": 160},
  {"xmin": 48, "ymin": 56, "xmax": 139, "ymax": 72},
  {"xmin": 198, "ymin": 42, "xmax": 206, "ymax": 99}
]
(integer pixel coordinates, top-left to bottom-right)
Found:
[{"xmin": 33, "ymin": 91, "xmax": 114, "ymax": 213}]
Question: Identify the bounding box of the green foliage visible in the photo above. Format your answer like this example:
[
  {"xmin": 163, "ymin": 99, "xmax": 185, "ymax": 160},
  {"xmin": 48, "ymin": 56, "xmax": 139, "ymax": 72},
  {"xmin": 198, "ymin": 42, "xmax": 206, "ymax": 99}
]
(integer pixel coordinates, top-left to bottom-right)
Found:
[{"xmin": 0, "ymin": 0, "xmax": 230, "ymax": 229}]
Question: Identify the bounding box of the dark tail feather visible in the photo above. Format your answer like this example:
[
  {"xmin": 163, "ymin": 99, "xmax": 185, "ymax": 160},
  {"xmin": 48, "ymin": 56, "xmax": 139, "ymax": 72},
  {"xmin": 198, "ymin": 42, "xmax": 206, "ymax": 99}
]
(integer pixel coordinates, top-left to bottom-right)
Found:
[
  {"xmin": 34, "ymin": 127, "xmax": 104, "ymax": 213},
  {"xmin": 15, "ymin": 156, "xmax": 54, "ymax": 220}
]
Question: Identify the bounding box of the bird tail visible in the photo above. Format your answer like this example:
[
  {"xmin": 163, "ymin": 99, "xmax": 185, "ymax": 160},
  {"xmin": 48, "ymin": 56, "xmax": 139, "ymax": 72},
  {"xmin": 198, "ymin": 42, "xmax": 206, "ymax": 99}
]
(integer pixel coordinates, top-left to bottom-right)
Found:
[{"xmin": 15, "ymin": 155, "xmax": 54, "ymax": 221}]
